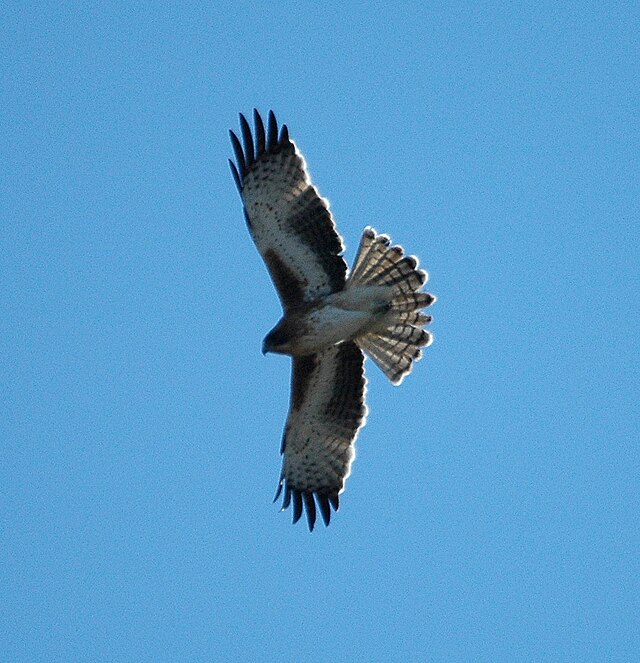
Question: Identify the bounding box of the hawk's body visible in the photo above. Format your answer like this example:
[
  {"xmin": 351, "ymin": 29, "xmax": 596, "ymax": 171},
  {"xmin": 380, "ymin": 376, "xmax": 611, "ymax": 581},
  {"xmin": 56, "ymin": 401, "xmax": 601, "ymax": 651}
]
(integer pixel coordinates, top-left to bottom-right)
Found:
[
  {"xmin": 263, "ymin": 287, "xmax": 397, "ymax": 357},
  {"xmin": 229, "ymin": 110, "xmax": 435, "ymax": 530}
]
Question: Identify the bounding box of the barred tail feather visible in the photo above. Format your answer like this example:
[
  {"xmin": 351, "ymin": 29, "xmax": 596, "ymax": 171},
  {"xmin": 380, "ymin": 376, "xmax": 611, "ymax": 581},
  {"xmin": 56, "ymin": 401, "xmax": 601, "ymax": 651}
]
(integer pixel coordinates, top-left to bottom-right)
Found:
[
  {"xmin": 348, "ymin": 227, "xmax": 428, "ymax": 295},
  {"xmin": 391, "ymin": 292, "xmax": 436, "ymax": 312},
  {"xmin": 349, "ymin": 228, "xmax": 377, "ymax": 281},
  {"xmin": 349, "ymin": 228, "xmax": 395, "ymax": 285},
  {"xmin": 349, "ymin": 228, "xmax": 388, "ymax": 283},
  {"xmin": 349, "ymin": 226, "xmax": 436, "ymax": 384},
  {"xmin": 383, "ymin": 324, "xmax": 432, "ymax": 346},
  {"xmin": 357, "ymin": 333, "xmax": 425, "ymax": 385},
  {"xmin": 372, "ymin": 256, "xmax": 427, "ymax": 296},
  {"xmin": 395, "ymin": 310, "xmax": 432, "ymax": 326}
]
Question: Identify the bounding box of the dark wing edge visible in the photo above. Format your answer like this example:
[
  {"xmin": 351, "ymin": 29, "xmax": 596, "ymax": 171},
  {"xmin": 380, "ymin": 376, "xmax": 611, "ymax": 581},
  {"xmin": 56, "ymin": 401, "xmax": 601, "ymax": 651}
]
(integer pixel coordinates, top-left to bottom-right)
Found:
[{"xmin": 274, "ymin": 342, "xmax": 368, "ymax": 531}]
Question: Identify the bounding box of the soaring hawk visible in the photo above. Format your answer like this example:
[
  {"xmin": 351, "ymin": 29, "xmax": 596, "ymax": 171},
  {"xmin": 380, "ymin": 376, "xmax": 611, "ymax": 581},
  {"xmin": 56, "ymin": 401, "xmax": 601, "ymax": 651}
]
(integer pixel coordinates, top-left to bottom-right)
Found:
[{"xmin": 229, "ymin": 110, "xmax": 435, "ymax": 530}]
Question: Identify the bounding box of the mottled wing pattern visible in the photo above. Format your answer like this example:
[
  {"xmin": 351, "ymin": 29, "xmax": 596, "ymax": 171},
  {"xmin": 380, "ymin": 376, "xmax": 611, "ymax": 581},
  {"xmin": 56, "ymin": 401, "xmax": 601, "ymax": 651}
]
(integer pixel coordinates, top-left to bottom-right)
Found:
[
  {"xmin": 229, "ymin": 110, "xmax": 347, "ymax": 309},
  {"xmin": 274, "ymin": 341, "xmax": 367, "ymax": 530}
]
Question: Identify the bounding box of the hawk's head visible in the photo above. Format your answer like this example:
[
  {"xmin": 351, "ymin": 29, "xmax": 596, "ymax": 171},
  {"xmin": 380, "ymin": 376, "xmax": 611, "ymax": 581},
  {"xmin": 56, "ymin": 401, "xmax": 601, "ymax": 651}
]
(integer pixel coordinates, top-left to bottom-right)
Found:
[{"xmin": 262, "ymin": 316, "xmax": 304, "ymax": 356}]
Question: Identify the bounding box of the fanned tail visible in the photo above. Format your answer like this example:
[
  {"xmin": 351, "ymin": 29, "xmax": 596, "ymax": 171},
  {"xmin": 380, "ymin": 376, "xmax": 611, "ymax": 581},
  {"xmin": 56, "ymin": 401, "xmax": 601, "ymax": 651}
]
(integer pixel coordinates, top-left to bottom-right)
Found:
[{"xmin": 349, "ymin": 227, "xmax": 435, "ymax": 385}]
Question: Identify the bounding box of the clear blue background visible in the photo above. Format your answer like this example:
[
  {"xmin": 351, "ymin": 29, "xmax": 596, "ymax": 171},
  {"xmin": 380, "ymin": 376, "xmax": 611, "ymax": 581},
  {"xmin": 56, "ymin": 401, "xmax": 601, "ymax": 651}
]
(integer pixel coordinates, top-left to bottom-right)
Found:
[{"xmin": 2, "ymin": 2, "xmax": 638, "ymax": 661}]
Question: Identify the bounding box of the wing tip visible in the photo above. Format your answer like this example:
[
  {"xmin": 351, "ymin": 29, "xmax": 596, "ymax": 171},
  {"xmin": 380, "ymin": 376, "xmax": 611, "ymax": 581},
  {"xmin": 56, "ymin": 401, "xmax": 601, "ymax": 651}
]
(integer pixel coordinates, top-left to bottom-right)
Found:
[
  {"xmin": 274, "ymin": 482, "xmax": 340, "ymax": 532},
  {"xmin": 229, "ymin": 129, "xmax": 246, "ymax": 181},
  {"xmin": 228, "ymin": 159, "xmax": 242, "ymax": 193},
  {"xmin": 230, "ymin": 109, "xmax": 288, "ymax": 181},
  {"xmin": 253, "ymin": 108, "xmax": 266, "ymax": 156},
  {"xmin": 239, "ymin": 112, "xmax": 255, "ymax": 167},
  {"xmin": 279, "ymin": 123, "xmax": 290, "ymax": 146},
  {"xmin": 303, "ymin": 492, "xmax": 317, "ymax": 531},
  {"xmin": 267, "ymin": 109, "xmax": 278, "ymax": 151},
  {"xmin": 292, "ymin": 491, "xmax": 303, "ymax": 524}
]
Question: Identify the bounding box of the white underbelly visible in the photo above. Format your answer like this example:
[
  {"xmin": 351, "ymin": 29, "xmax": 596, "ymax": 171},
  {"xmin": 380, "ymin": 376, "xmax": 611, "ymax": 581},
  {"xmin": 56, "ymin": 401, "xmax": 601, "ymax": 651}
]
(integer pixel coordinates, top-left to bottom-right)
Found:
[{"xmin": 296, "ymin": 305, "xmax": 376, "ymax": 355}]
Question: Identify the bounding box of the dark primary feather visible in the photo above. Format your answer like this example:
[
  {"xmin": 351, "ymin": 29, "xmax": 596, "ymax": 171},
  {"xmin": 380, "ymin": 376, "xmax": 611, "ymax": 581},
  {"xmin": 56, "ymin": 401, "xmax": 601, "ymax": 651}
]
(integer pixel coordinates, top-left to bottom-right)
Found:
[
  {"xmin": 229, "ymin": 159, "xmax": 241, "ymax": 193},
  {"xmin": 292, "ymin": 491, "xmax": 303, "ymax": 524},
  {"xmin": 239, "ymin": 113, "xmax": 255, "ymax": 167},
  {"xmin": 229, "ymin": 130, "xmax": 246, "ymax": 178},
  {"xmin": 254, "ymin": 109, "xmax": 266, "ymax": 155},
  {"xmin": 303, "ymin": 493, "xmax": 316, "ymax": 530},
  {"xmin": 317, "ymin": 494, "xmax": 331, "ymax": 527},
  {"xmin": 266, "ymin": 109, "xmax": 278, "ymax": 151}
]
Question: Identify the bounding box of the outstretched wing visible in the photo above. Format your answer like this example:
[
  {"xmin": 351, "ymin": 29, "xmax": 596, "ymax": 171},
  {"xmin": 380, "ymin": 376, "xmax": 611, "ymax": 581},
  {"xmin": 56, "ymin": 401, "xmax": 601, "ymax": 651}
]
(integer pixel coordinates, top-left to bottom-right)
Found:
[
  {"xmin": 229, "ymin": 110, "xmax": 347, "ymax": 309},
  {"xmin": 274, "ymin": 342, "xmax": 368, "ymax": 531}
]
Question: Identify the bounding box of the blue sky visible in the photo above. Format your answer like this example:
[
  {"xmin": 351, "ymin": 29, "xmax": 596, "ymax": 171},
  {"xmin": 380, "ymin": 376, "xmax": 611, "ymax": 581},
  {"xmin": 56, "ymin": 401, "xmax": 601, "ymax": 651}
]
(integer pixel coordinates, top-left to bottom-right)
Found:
[{"xmin": 2, "ymin": 2, "xmax": 638, "ymax": 661}]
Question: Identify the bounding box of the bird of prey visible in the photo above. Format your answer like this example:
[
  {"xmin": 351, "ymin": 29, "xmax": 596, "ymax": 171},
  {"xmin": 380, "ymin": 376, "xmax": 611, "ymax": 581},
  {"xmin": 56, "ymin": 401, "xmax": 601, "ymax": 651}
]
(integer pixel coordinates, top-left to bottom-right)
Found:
[{"xmin": 229, "ymin": 110, "xmax": 435, "ymax": 530}]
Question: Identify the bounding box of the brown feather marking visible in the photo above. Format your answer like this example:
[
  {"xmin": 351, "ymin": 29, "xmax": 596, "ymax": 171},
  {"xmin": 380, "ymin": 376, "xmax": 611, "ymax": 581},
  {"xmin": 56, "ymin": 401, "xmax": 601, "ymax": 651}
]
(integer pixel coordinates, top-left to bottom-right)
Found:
[
  {"xmin": 291, "ymin": 354, "xmax": 316, "ymax": 411},
  {"xmin": 325, "ymin": 342, "xmax": 366, "ymax": 429},
  {"xmin": 263, "ymin": 248, "xmax": 307, "ymax": 309},
  {"xmin": 285, "ymin": 186, "xmax": 347, "ymax": 295}
]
